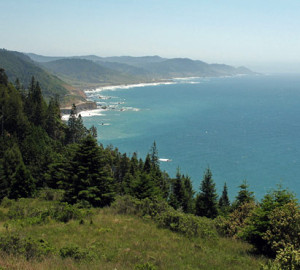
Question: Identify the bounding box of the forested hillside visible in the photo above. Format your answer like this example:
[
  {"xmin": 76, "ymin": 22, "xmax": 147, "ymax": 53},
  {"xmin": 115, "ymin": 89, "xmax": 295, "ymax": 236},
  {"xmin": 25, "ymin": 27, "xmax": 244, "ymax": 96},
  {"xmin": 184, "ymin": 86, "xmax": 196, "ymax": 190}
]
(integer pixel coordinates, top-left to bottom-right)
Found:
[
  {"xmin": 0, "ymin": 70, "xmax": 299, "ymax": 269},
  {"xmin": 0, "ymin": 49, "xmax": 85, "ymax": 105}
]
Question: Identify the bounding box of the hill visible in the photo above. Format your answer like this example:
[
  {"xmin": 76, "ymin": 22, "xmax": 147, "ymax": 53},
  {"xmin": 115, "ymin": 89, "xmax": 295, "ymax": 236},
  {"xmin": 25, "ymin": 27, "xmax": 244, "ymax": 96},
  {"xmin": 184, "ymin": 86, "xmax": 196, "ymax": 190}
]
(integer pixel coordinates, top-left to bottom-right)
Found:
[
  {"xmin": 27, "ymin": 53, "xmax": 255, "ymax": 89},
  {"xmin": 0, "ymin": 49, "xmax": 85, "ymax": 105},
  {"xmin": 0, "ymin": 195, "xmax": 265, "ymax": 270}
]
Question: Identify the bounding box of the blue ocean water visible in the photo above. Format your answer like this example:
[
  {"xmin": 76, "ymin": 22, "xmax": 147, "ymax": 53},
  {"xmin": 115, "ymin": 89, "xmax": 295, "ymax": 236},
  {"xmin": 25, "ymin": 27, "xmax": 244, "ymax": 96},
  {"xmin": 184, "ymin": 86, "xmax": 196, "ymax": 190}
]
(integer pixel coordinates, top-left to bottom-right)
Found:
[{"xmin": 82, "ymin": 75, "xmax": 300, "ymax": 200}]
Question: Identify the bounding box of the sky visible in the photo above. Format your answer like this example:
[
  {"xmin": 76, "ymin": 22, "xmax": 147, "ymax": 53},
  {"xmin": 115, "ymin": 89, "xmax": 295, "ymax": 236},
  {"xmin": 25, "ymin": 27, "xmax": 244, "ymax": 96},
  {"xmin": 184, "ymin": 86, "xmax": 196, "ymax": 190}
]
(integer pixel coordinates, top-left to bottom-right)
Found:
[{"xmin": 1, "ymin": 0, "xmax": 300, "ymax": 72}]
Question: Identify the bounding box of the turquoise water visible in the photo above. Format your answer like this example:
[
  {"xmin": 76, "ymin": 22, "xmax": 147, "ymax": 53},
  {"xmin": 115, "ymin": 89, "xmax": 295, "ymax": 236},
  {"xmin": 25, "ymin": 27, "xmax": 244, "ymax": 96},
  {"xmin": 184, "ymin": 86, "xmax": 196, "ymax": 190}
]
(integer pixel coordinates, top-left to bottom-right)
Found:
[{"xmin": 82, "ymin": 75, "xmax": 300, "ymax": 200}]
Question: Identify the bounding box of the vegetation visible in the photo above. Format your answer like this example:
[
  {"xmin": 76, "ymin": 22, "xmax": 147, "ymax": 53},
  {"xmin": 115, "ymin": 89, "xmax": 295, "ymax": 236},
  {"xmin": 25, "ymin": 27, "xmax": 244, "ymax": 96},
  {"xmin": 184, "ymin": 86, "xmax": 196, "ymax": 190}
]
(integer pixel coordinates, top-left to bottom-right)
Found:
[{"xmin": 0, "ymin": 70, "xmax": 299, "ymax": 269}]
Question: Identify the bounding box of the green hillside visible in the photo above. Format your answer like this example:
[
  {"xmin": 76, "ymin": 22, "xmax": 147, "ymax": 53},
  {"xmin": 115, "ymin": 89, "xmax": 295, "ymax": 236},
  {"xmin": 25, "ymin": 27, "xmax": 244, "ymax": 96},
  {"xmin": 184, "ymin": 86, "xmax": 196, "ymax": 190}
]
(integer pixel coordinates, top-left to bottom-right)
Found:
[
  {"xmin": 0, "ymin": 195, "xmax": 266, "ymax": 270},
  {"xmin": 27, "ymin": 53, "xmax": 255, "ymax": 89},
  {"xmin": 0, "ymin": 50, "xmax": 70, "ymax": 99}
]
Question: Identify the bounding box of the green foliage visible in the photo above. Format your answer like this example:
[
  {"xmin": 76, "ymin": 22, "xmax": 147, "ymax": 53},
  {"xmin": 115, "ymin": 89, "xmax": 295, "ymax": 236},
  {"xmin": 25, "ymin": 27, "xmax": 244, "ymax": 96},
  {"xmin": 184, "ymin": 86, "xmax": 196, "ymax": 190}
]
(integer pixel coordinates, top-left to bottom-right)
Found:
[
  {"xmin": 63, "ymin": 135, "xmax": 115, "ymax": 207},
  {"xmin": 0, "ymin": 233, "xmax": 53, "ymax": 260},
  {"xmin": 0, "ymin": 49, "xmax": 69, "ymax": 99},
  {"xmin": 112, "ymin": 196, "xmax": 217, "ymax": 239},
  {"xmin": 59, "ymin": 244, "xmax": 94, "ymax": 261},
  {"xmin": 219, "ymin": 182, "xmax": 230, "ymax": 215},
  {"xmin": 263, "ymin": 202, "xmax": 300, "ymax": 255},
  {"xmin": 215, "ymin": 201, "xmax": 257, "ymax": 237},
  {"xmin": 195, "ymin": 168, "xmax": 218, "ymax": 218},
  {"xmin": 135, "ymin": 262, "xmax": 157, "ymax": 270},
  {"xmin": 233, "ymin": 180, "xmax": 255, "ymax": 209},
  {"xmin": 262, "ymin": 244, "xmax": 300, "ymax": 270},
  {"xmin": 169, "ymin": 169, "xmax": 195, "ymax": 213},
  {"xmin": 241, "ymin": 187, "xmax": 297, "ymax": 257}
]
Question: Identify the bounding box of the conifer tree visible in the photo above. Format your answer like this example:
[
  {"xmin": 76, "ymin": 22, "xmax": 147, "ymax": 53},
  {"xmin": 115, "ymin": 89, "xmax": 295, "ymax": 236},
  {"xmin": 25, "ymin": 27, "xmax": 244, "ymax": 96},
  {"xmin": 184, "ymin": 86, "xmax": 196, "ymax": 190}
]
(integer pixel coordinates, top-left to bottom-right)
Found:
[
  {"xmin": 64, "ymin": 135, "xmax": 115, "ymax": 207},
  {"xmin": 195, "ymin": 168, "xmax": 218, "ymax": 218},
  {"xmin": 9, "ymin": 161, "xmax": 35, "ymax": 199},
  {"xmin": 0, "ymin": 68, "xmax": 8, "ymax": 86},
  {"xmin": 234, "ymin": 180, "xmax": 255, "ymax": 207},
  {"xmin": 219, "ymin": 182, "xmax": 230, "ymax": 214}
]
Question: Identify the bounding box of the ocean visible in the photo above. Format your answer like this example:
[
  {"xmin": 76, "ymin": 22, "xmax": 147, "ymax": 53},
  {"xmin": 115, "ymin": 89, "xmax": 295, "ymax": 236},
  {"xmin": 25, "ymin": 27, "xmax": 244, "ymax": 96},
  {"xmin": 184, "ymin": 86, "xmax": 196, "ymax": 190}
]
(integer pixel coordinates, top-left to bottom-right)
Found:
[{"xmin": 82, "ymin": 74, "xmax": 300, "ymax": 200}]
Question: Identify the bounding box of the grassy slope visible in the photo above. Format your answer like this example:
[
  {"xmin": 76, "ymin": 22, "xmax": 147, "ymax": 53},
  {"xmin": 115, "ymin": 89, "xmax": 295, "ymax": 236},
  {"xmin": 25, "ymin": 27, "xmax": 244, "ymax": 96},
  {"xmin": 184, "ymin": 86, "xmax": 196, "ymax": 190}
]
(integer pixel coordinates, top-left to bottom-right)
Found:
[{"xmin": 0, "ymin": 197, "xmax": 265, "ymax": 270}]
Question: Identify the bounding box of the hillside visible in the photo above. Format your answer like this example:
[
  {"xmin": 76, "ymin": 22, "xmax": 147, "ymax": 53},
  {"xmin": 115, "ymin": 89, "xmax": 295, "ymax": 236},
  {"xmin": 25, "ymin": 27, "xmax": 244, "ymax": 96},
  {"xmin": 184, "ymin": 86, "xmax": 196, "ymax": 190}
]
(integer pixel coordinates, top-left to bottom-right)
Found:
[
  {"xmin": 0, "ymin": 195, "xmax": 265, "ymax": 270},
  {"xmin": 41, "ymin": 58, "xmax": 146, "ymax": 88},
  {"xmin": 27, "ymin": 53, "xmax": 255, "ymax": 89},
  {"xmin": 0, "ymin": 49, "xmax": 85, "ymax": 105}
]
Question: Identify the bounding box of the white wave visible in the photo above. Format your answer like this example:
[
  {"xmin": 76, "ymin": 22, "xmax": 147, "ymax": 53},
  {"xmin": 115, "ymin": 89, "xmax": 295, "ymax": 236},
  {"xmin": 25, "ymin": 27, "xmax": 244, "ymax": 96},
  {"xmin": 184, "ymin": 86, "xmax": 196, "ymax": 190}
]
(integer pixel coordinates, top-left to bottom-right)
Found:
[
  {"xmin": 159, "ymin": 158, "xmax": 172, "ymax": 162},
  {"xmin": 85, "ymin": 81, "xmax": 176, "ymax": 94},
  {"xmin": 61, "ymin": 108, "xmax": 105, "ymax": 120},
  {"xmin": 120, "ymin": 107, "xmax": 140, "ymax": 112}
]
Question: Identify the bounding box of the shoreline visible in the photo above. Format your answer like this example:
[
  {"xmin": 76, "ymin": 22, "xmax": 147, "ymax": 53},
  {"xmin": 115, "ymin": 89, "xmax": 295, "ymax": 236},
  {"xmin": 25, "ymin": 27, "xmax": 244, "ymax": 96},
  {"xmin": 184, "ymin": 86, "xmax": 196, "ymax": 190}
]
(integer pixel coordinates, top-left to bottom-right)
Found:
[{"xmin": 62, "ymin": 74, "xmax": 253, "ymax": 118}]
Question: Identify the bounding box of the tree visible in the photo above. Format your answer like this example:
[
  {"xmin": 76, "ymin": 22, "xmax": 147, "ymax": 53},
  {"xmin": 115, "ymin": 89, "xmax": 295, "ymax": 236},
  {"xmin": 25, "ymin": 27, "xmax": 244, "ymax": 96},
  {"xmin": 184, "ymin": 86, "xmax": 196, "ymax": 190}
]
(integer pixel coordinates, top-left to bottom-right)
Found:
[
  {"xmin": 66, "ymin": 104, "xmax": 87, "ymax": 143},
  {"xmin": 219, "ymin": 182, "xmax": 230, "ymax": 214},
  {"xmin": 150, "ymin": 141, "xmax": 159, "ymax": 169},
  {"xmin": 0, "ymin": 68, "xmax": 8, "ymax": 86},
  {"xmin": 63, "ymin": 135, "xmax": 115, "ymax": 207},
  {"xmin": 195, "ymin": 168, "xmax": 218, "ymax": 218},
  {"xmin": 241, "ymin": 187, "xmax": 296, "ymax": 257},
  {"xmin": 234, "ymin": 180, "xmax": 255, "ymax": 208},
  {"xmin": 9, "ymin": 161, "xmax": 35, "ymax": 199}
]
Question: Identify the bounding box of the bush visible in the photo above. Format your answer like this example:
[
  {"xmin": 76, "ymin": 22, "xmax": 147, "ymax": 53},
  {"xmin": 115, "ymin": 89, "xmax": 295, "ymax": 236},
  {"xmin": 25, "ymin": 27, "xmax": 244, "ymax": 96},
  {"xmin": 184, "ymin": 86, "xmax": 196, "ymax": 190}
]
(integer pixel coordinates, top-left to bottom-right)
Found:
[
  {"xmin": 134, "ymin": 262, "xmax": 157, "ymax": 270},
  {"xmin": 0, "ymin": 234, "xmax": 53, "ymax": 260},
  {"xmin": 215, "ymin": 201, "xmax": 256, "ymax": 237},
  {"xmin": 51, "ymin": 202, "xmax": 83, "ymax": 222},
  {"xmin": 59, "ymin": 245, "xmax": 94, "ymax": 261},
  {"xmin": 262, "ymin": 244, "xmax": 300, "ymax": 270},
  {"xmin": 112, "ymin": 196, "xmax": 217, "ymax": 239},
  {"xmin": 241, "ymin": 188, "xmax": 297, "ymax": 257},
  {"xmin": 37, "ymin": 188, "xmax": 64, "ymax": 201}
]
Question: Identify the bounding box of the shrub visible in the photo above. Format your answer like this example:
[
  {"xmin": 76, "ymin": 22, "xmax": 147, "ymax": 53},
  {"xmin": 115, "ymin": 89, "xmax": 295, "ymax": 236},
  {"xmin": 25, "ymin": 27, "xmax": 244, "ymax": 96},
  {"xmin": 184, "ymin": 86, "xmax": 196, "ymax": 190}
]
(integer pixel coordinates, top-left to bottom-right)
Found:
[
  {"xmin": 261, "ymin": 244, "xmax": 300, "ymax": 270},
  {"xmin": 0, "ymin": 234, "xmax": 53, "ymax": 260},
  {"xmin": 215, "ymin": 201, "xmax": 256, "ymax": 237},
  {"xmin": 263, "ymin": 202, "xmax": 300, "ymax": 254},
  {"xmin": 59, "ymin": 245, "xmax": 94, "ymax": 261},
  {"xmin": 112, "ymin": 196, "xmax": 217, "ymax": 239},
  {"xmin": 134, "ymin": 262, "xmax": 157, "ymax": 270},
  {"xmin": 241, "ymin": 188, "xmax": 297, "ymax": 257},
  {"xmin": 51, "ymin": 202, "xmax": 82, "ymax": 222}
]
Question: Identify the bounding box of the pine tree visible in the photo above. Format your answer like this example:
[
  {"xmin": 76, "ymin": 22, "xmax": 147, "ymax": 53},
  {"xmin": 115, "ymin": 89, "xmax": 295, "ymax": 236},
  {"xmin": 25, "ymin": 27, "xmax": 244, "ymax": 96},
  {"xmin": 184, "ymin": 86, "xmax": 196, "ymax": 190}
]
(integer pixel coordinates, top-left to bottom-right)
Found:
[
  {"xmin": 219, "ymin": 182, "xmax": 230, "ymax": 214},
  {"xmin": 195, "ymin": 168, "xmax": 218, "ymax": 218},
  {"xmin": 150, "ymin": 141, "xmax": 159, "ymax": 169},
  {"xmin": 66, "ymin": 104, "xmax": 87, "ymax": 143},
  {"xmin": 234, "ymin": 180, "xmax": 254, "ymax": 207},
  {"xmin": 0, "ymin": 68, "xmax": 8, "ymax": 86},
  {"xmin": 9, "ymin": 161, "xmax": 35, "ymax": 199},
  {"xmin": 64, "ymin": 135, "xmax": 115, "ymax": 207}
]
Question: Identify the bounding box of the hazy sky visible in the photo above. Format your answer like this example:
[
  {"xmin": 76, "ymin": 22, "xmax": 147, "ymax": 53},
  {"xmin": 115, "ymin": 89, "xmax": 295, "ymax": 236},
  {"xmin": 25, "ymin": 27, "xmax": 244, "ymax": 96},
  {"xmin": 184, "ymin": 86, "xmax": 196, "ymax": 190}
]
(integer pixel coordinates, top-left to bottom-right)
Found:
[{"xmin": 1, "ymin": 0, "xmax": 300, "ymax": 72}]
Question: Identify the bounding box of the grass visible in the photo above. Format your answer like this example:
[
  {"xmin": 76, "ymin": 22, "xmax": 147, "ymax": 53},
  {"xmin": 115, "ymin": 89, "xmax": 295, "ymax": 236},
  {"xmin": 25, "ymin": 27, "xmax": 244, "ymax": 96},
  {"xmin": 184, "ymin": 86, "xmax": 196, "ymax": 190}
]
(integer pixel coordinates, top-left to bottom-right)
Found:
[{"xmin": 0, "ymin": 196, "xmax": 266, "ymax": 270}]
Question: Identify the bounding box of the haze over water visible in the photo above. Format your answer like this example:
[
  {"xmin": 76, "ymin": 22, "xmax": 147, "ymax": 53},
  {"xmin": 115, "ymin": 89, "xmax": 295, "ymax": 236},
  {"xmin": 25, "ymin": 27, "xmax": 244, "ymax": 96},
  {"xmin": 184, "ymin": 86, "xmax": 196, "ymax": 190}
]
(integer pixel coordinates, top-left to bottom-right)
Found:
[{"xmin": 83, "ymin": 75, "xmax": 300, "ymax": 200}]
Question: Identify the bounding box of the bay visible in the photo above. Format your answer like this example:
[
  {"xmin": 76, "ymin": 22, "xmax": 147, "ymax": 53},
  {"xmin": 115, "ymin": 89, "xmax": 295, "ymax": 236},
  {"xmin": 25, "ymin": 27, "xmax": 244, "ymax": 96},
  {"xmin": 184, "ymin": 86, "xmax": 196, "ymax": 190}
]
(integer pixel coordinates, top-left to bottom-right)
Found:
[{"xmin": 82, "ymin": 74, "xmax": 300, "ymax": 200}]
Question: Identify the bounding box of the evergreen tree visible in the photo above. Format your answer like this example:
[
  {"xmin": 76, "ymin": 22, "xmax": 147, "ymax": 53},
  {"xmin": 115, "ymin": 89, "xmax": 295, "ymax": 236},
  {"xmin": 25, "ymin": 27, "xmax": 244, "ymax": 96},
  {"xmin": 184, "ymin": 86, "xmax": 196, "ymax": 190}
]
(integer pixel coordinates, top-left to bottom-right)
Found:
[
  {"xmin": 9, "ymin": 161, "xmax": 35, "ymax": 199},
  {"xmin": 64, "ymin": 135, "xmax": 115, "ymax": 207},
  {"xmin": 219, "ymin": 182, "xmax": 230, "ymax": 214},
  {"xmin": 182, "ymin": 175, "xmax": 195, "ymax": 213},
  {"xmin": 143, "ymin": 154, "xmax": 152, "ymax": 174},
  {"xmin": 169, "ymin": 169, "xmax": 186, "ymax": 210},
  {"xmin": 66, "ymin": 104, "xmax": 87, "ymax": 143},
  {"xmin": 0, "ymin": 68, "xmax": 8, "ymax": 86},
  {"xmin": 150, "ymin": 141, "xmax": 159, "ymax": 169},
  {"xmin": 195, "ymin": 168, "xmax": 218, "ymax": 218},
  {"xmin": 234, "ymin": 180, "xmax": 255, "ymax": 208}
]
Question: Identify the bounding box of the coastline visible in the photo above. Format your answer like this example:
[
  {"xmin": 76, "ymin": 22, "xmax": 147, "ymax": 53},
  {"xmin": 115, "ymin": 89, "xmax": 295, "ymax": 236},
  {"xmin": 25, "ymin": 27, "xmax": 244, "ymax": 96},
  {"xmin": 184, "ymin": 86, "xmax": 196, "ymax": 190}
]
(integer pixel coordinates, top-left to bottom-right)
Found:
[{"xmin": 62, "ymin": 74, "xmax": 253, "ymax": 119}]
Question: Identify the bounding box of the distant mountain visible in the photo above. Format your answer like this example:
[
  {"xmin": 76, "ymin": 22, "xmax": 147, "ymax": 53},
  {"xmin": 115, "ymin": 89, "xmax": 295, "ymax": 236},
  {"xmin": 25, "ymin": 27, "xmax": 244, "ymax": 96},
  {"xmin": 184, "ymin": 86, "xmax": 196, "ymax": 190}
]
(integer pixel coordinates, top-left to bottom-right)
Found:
[
  {"xmin": 41, "ymin": 58, "xmax": 147, "ymax": 87},
  {"xmin": 0, "ymin": 49, "xmax": 86, "ymax": 105},
  {"xmin": 0, "ymin": 50, "xmax": 69, "ymax": 98}
]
